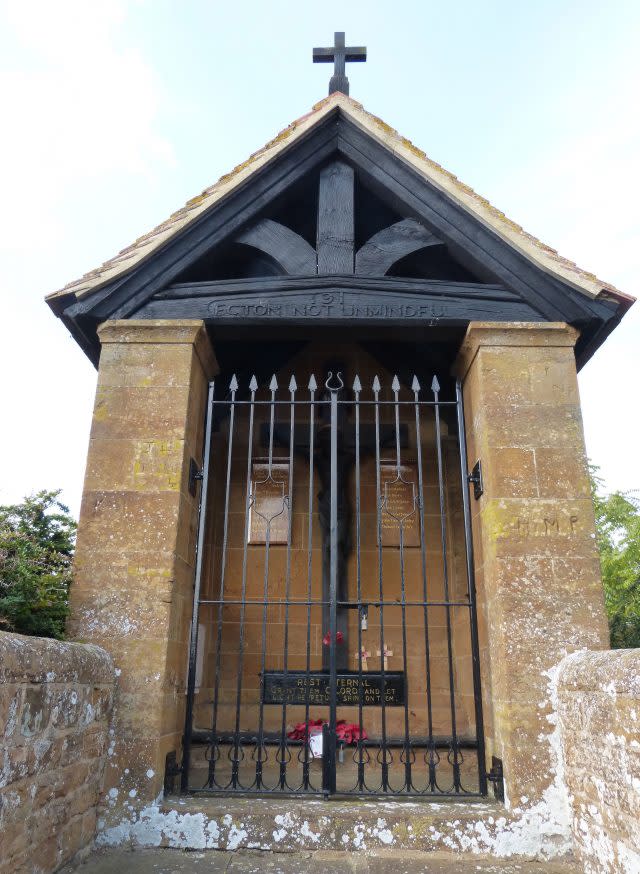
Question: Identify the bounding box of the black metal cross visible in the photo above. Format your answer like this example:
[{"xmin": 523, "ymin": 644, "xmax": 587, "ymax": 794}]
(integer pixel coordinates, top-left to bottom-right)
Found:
[{"xmin": 313, "ymin": 32, "xmax": 366, "ymax": 96}]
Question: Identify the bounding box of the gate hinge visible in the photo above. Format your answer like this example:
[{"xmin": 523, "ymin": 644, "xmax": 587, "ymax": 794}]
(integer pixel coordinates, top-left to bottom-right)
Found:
[
  {"xmin": 188, "ymin": 457, "xmax": 204, "ymax": 497},
  {"xmin": 486, "ymin": 755, "xmax": 504, "ymax": 801},
  {"xmin": 164, "ymin": 750, "xmax": 183, "ymax": 796},
  {"xmin": 467, "ymin": 460, "xmax": 483, "ymax": 500}
]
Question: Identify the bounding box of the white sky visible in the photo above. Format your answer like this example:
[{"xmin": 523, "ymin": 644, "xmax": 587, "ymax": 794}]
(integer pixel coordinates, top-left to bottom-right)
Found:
[{"xmin": 0, "ymin": 0, "xmax": 638, "ymax": 516}]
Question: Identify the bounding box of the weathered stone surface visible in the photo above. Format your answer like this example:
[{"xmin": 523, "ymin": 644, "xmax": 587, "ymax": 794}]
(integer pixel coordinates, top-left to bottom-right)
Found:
[
  {"xmin": 89, "ymin": 795, "xmax": 580, "ymax": 860},
  {"xmin": 558, "ymin": 649, "xmax": 640, "ymax": 874},
  {"xmin": 72, "ymin": 320, "xmax": 217, "ymax": 820},
  {"xmin": 453, "ymin": 322, "xmax": 609, "ymax": 845},
  {"xmin": 59, "ymin": 846, "xmax": 581, "ymax": 873},
  {"xmin": 0, "ymin": 631, "xmax": 114, "ymax": 874}
]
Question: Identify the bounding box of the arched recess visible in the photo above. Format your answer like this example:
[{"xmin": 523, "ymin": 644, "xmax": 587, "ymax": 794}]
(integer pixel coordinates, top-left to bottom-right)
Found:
[
  {"xmin": 235, "ymin": 218, "xmax": 317, "ymax": 275},
  {"xmin": 356, "ymin": 218, "xmax": 444, "ymax": 275}
]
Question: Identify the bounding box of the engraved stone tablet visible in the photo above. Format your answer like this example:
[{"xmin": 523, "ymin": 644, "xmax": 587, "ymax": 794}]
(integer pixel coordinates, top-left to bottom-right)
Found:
[
  {"xmin": 249, "ymin": 462, "xmax": 290, "ymax": 544},
  {"xmin": 380, "ymin": 463, "xmax": 420, "ymax": 547},
  {"xmin": 262, "ymin": 671, "xmax": 406, "ymax": 707}
]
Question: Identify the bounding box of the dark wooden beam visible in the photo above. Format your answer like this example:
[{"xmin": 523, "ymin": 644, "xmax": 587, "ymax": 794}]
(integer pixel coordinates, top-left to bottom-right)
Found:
[
  {"xmin": 235, "ymin": 218, "xmax": 316, "ymax": 274},
  {"xmin": 355, "ymin": 218, "xmax": 443, "ymax": 275},
  {"xmin": 135, "ymin": 293, "xmax": 541, "ymax": 324},
  {"xmin": 157, "ymin": 275, "xmax": 519, "ymax": 301},
  {"xmin": 337, "ymin": 119, "xmax": 587, "ymax": 322},
  {"xmin": 317, "ymin": 160, "xmax": 354, "ymax": 273},
  {"xmin": 136, "ymin": 275, "xmax": 540, "ymax": 324},
  {"xmin": 64, "ymin": 114, "xmax": 340, "ymax": 322}
]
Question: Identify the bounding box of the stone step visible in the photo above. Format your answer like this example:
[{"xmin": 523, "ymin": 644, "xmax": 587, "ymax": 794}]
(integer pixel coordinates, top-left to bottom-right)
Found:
[
  {"xmin": 63, "ymin": 847, "xmax": 581, "ymax": 873},
  {"xmin": 94, "ymin": 795, "xmax": 574, "ymax": 860}
]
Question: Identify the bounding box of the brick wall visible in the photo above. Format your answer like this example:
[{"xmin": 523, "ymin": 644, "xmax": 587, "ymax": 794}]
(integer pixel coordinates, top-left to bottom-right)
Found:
[
  {"xmin": 0, "ymin": 631, "xmax": 114, "ymax": 874},
  {"xmin": 558, "ymin": 649, "xmax": 640, "ymax": 873}
]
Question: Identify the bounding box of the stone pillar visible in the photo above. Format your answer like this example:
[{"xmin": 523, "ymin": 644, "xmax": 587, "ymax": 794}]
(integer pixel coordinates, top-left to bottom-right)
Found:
[
  {"xmin": 69, "ymin": 320, "xmax": 217, "ymax": 817},
  {"xmin": 454, "ymin": 322, "xmax": 609, "ymax": 808}
]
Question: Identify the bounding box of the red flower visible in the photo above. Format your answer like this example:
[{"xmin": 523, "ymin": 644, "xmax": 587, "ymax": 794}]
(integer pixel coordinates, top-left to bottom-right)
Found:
[
  {"xmin": 287, "ymin": 718, "xmax": 368, "ymax": 745},
  {"xmin": 286, "ymin": 718, "xmax": 323, "ymax": 741},
  {"xmin": 335, "ymin": 720, "xmax": 368, "ymax": 744},
  {"xmin": 322, "ymin": 631, "xmax": 344, "ymax": 646}
]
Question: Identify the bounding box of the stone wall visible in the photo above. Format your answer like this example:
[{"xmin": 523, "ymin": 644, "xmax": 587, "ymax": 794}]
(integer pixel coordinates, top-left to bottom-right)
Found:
[
  {"xmin": 454, "ymin": 322, "xmax": 610, "ymax": 831},
  {"xmin": 70, "ymin": 320, "xmax": 217, "ymax": 818},
  {"xmin": 0, "ymin": 632, "xmax": 114, "ymax": 874},
  {"xmin": 558, "ymin": 649, "xmax": 640, "ymax": 873}
]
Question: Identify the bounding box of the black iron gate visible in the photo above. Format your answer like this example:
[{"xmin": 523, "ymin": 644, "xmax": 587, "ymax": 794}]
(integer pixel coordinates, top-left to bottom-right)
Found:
[{"xmin": 182, "ymin": 370, "xmax": 487, "ymax": 798}]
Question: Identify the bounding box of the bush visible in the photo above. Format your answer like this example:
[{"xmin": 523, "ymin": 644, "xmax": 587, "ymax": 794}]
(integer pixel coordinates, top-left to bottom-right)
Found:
[
  {"xmin": 0, "ymin": 490, "xmax": 76, "ymax": 640},
  {"xmin": 591, "ymin": 470, "xmax": 640, "ymax": 648}
]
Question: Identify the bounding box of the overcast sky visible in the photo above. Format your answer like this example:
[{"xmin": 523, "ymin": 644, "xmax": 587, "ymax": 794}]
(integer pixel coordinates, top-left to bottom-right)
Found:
[{"xmin": 1, "ymin": 0, "xmax": 638, "ymax": 516}]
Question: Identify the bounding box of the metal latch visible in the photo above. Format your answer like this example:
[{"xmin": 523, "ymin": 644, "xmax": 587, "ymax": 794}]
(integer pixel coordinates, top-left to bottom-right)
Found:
[
  {"xmin": 188, "ymin": 457, "xmax": 204, "ymax": 497},
  {"xmin": 467, "ymin": 460, "xmax": 483, "ymax": 500},
  {"xmin": 486, "ymin": 755, "xmax": 504, "ymax": 801},
  {"xmin": 163, "ymin": 750, "xmax": 183, "ymax": 796}
]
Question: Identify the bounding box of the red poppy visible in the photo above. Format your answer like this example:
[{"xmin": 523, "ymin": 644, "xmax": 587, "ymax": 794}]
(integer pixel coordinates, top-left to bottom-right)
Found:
[
  {"xmin": 286, "ymin": 718, "xmax": 323, "ymax": 740},
  {"xmin": 322, "ymin": 630, "xmax": 344, "ymax": 646},
  {"xmin": 287, "ymin": 718, "xmax": 367, "ymax": 745},
  {"xmin": 335, "ymin": 720, "xmax": 368, "ymax": 744}
]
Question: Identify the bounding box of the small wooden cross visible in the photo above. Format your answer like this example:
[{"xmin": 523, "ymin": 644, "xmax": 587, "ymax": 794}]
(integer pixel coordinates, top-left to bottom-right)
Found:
[
  {"xmin": 313, "ymin": 32, "xmax": 367, "ymax": 96},
  {"xmin": 354, "ymin": 646, "xmax": 371, "ymax": 671},
  {"xmin": 376, "ymin": 643, "xmax": 394, "ymax": 670}
]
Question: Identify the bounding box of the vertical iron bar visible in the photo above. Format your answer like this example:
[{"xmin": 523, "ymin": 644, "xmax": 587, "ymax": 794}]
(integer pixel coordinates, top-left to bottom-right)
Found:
[
  {"xmin": 278, "ymin": 376, "xmax": 297, "ymax": 789},
  {"xmin": 456, "ymin": 378, "xmax": 488, "ymax": 796},
  {"xmin": 324, "ymin": 373, "xmax": 340, "ymax": 796},
  {"xmin": 353, "ymin": 376, "xmax": 365, "ymax": 792},
  {"xmin": 231, "ymin": 376, "xmax": 258, "ymax": 789},
  {"xmin": 303, "ymin": 376, "xmax": 317, "ymax": 790},
  {"xmin": 207, "ymin": 376, "xmax": 238, "ymax": 788},
  {"xmin": 181, "ymin": 381, "xmax": 215, "ymax": 792},
  {"xmin": 392, "ymin": 377, "xmax": 412, "ymax": 792},
  {"xmin": 373, "ymin": 376, "xmax": 389, "ymax": 792},
  {"xmin": 432, "ymin": 377, "xmax": 461, "ymax": 792},
  {"xmin": 256, "ymin": 375, "xmax": 279, "ymax": 789},
  {"xmin": 412, "ymin": 377, "xmax": 436, "ymax": 791}
]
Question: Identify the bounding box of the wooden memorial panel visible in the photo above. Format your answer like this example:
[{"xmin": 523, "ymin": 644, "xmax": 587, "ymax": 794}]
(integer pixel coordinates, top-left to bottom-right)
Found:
[
  {"xmin": 249, "ymin": 462, "xmax": 290, "ymax": 544},
  {"xmin": 262, "ymin": 671, "xmax": 406, "ymax": 707},
  {"xmin": 380, "ymin": 463, "xmax": 420, "ymax": 547}
]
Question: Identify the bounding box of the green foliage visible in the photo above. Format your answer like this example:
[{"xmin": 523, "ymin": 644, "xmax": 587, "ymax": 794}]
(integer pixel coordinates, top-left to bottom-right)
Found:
[
  {"xmin": 591, "ymin": 469, "xmax": 640, "ymax": 648},
  {"xmin": 0, "ymin": 490, "xmax": 76, "ymax": 640}
]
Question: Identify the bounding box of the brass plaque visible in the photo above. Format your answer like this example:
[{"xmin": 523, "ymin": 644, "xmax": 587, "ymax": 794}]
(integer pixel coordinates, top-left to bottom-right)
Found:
[
  {"xmin": 249, "ymin": 462, "xmax": 290, "ymax": 544},
  {"xmin": 380, "ymin": 464, "xmax": 420, "ymax": 548}
]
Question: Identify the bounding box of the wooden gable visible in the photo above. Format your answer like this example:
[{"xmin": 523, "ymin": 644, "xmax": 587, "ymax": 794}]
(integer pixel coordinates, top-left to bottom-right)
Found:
[{"xmin": 47, "ymin": 95, "xmax": 631, "ymax": 368}]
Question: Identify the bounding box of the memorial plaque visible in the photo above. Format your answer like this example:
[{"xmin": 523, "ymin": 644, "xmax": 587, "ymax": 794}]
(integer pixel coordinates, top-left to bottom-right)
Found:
[
  {"xmin": 262, "ymin": 671, "xmax": 406, "ymax": 707},
  {"xmin": 379, "ymin": 463, "xmax": 420, "ymax": 547},
  {"xmin": 249, "ymin": 462, "xmax": 290, "ymax": 544}
]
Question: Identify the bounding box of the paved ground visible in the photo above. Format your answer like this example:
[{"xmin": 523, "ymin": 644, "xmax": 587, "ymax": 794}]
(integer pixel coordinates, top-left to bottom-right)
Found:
[{"xmin": 62, "ymin": 848, "xmax": 581, "ymax": 873}]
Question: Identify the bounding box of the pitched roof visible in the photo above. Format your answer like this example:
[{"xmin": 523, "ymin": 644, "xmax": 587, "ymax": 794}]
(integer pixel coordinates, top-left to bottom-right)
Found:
[{"xmin": 47, "ymin": 92, "xmax": 632, "ymax": 309}]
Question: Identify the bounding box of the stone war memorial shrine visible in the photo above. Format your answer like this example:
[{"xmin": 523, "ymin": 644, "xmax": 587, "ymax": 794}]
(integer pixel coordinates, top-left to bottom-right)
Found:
[{"xmin": 4, "ymin": 30, "xmax": 638, "ymax": 874}]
